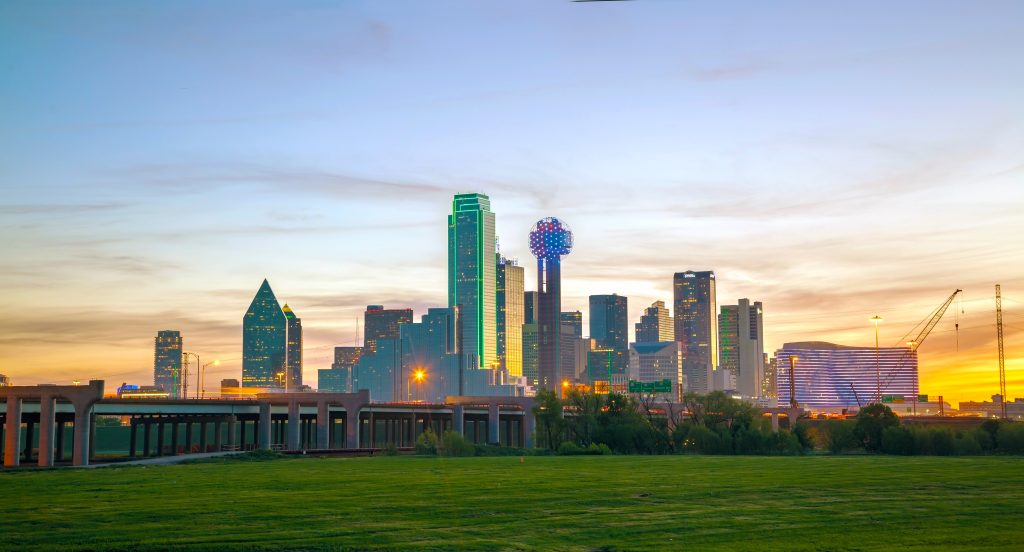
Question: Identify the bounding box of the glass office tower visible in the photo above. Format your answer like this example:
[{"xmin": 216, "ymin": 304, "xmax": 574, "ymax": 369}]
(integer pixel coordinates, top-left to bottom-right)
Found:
[
  {"xmin": 242, "ymin": 279, "xmax": 287, "ymax": 388},
  {"xmin": 448, "ymin": 193, "xmax": 497, "ymax": 370}
]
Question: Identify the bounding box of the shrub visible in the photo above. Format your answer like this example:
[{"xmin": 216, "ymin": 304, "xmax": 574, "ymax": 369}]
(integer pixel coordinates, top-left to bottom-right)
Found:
[
  {"xmin": 441, "ymin": 430, "xmax": 476, "ymax": 457},
  {"xmin": 973, "ymin": 428, "xmax": 995, "ymax": 451},
  {"xmin": 415, "ymin": 428, "xmax": 439, "ymax": 455},
  {"xmin": 793, "ymin": 421, "xmax": 814, "ymax": 451},
  {"xmin": 558, "ymin": 441, "xmax": 584, "ymax": 455},
  {"xmin": 854, "ymin": 404, "xmax": 900, "ymax": 451},
  {"xmin": 588, "ymin": 442, "xmax": 613, "ymax": 455},
  {"xmin": 683, "ymin": 425, "xmax": 724, "ymax": 454},
  {"xmin": 383, "ymin": 442, "xmax": 399, "ymax": 456},
  {"xmin": 734, "ymin": 427, "xmax": 769, "ymax": 455},
  {"xmin": 928, "ymin": 427, "xmax": 956, "ymax": 456},
  {"xmin": 824, "ymin": 419, "xmax": 860, "ymax": 454},
  {"xmin": 997, "ymin": 423, "xmax": 1024, "ymax": 454},
  {"xmin": 881, "ymin": 426, "xmax": 915, "ymax": 455},
  {"xmin": 980, "ymin": 419, "xmax": 1002, "ymax": 447},
  {"xmin": 773, "ymin": 430, "xmax": 803, "ymax": 455},
  {"xmin": 955, "ymin": 432, "xmax": 982, "ymax": 456}
]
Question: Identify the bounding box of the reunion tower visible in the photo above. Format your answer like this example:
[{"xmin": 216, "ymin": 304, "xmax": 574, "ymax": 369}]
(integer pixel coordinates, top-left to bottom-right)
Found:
[{"xmin": 529, "ymin": 217, "xmax": 573, "ymax": 390}]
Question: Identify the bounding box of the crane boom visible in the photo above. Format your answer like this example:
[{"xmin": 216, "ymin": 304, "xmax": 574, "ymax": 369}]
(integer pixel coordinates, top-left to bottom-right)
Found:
[
  {"xmin": 907, "ymin": 289, "xmax": 962, "ymax": 351},
  {"xmin": 996, "ymin": 284, "xmax": 1007, "ymax": 419}
]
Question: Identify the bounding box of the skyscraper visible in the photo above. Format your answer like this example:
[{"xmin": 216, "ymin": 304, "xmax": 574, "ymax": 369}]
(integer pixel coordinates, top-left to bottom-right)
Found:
[
  {"xmin": 364, "ymin": 305, "xmax": 413, "ymax": 354},
  {"xmin": 448, "ymin": 193, "xmax": 497, "ymax": 370},
  {"xmin": 635, "ymin": 300, "xmax": 673, "ymax": 343},
  {"xmin": 674, "ymin": 271, "xmax": 717, "ymax": 393},
  {"xmin": 529, "ymin": 217, "xmax": 573, "ymax": 390},
  {"xmin": 628, "ymin": 341, "xmax": 684, "ymax": 401},
  {"xmin": 524, "ymin": 291, "xmax": 539, "ymax": 324},
  {"xmin": 522, "ymin": 323, "xmax": 539, "ymax": 385},
  {"xmin": 318, "ymin": 346, "xmax": 362, "ymax": 393},
  {"xmin": 718, "ymin": 299, "xmax": 765, "ymax": 397},
  {"xmin": 496, "ymin": 256, "xmax": 524, "ymax": 377},
  {"xmin": 400, "ymin": 307, "xmax": 463, "ymax": 402},
  {"xmin": 154, "ymin": 330, "xmax": 183, "ymax": 398},
  {"xmin": 283, "ymin": 304, "xmax": 303, "ymax": 390},
  {"xmin": 242, "ymin": 279, "xmax": 287, "ymax": 388},
  {"xmin": 560, "ymin": 311, "xmax": 583, "ymax": 337},
  {"xmin": 589, "ymin": 294, "xmax": 628, "ymax": 353}
]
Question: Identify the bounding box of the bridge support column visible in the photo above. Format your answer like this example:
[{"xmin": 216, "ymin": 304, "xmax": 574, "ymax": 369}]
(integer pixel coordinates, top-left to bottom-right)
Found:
[
  {"xmin": 226, "ymin": 416, "xmax": 236, "ymax": 448},
  {"xmin": 346, "ymin": 411, "xmax": 359, "ymax": 449},
  {"xmin": 3, "ymin": 397, "xmax": 22, "ymax": 467},
  {"xmin": 128, "ymin": 418, "xmax": 137, "ymax": 458},
  {"xmin": 199, "ymin": 421, "xmax": 208, "ymax": 453},
  {"xmin": 239, "ymin": 420, "xmax": 247, "ymax": 450},
  {"xmin": 453, "ymin": 406, "xmax": 464, "ymax": 436},
  {"xmin": 37, "ymin": 397, "xmax": 55, "ymax": 466},
  {"xmin": 88, "ymin": 412, "xmax": 96, "ymax": 461},
  {"xmin": 213, "ymin": 420, "xmax": 222, "ymax": 451},
  {"xmin": 184, "ymin": 421, "xmax": 193, "ymax": 454},
  {"xmin": 488, "ymin": 404, "xmax": 500, "ymax": 445},
  {"xmin": 287, "ymin": 401, "xmax": 300, "ymax": 451},
  {"xmin": 258, "ymin": 402, "xmax": 272, "ymax": 451},
  {"xmin": 524, "ymin": 408, "xmax": 536, "ymax": 449},
  {"xmin": 171, "ymin": 421, "xmax": 180, "ymax": 455},
  {"xmin": 55, "ymin": 420, "xmax": 65, "ymax": 462},
  {"xmin": 23, "ymin": 419, "xmax": 35, "ymax": 463},
  {"xmin": 771, "ymin": 413, "xmax": 780, "ymax": 432},
  {"xmin": 317, "ymin": 402, "xmax": 329, "ymax": 449},
  {"xmin": 156, "ymin": 420, "xmax": 165, "ymax": 456},
  {"xmin": 72, "ymin": 406, "xmax": 93, "ymax": 467}
]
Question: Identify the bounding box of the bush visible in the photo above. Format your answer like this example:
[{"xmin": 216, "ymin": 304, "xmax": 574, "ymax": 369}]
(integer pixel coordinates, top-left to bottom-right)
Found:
[
  {"xmin": 928, "ymin": 427, "xmax": 956, "ymax": 456},
  {"xmin": 383, "ymin": 442, "xmax": 399, "ymax": 456},
  {"xmin": 792, "ymin": 422, "xmax": 814, "ymax": 451},
  {"xmin": 682, "ymin": 425, "xmax": 724, "ymax": 454},
  {"xmin": 881, "ymin": 426, "xmax": 915, "ymax": 455},
  {"xmin": 854, "ymin": 404, "xmax": 900, "ymax": 451},
  {"xmin": 955, "ymin": 432, "xmax": 982, "ymax": 456},
  {"xmin": 824, "ymin": 420, "xmax": 860, "ymax": 454},
  {"xmin": 415, "ymin": 428, "xmax": 439, "ymax": 455},
  {"xmin": 973, "ymin": 428, "xmax": 995, "ymax": 452},
  {"xmin": 980, "ymin": 419, "xmax": 1002, "ymax": 447},
  {"xmin": 772, "ymin": 430, "xmax": 803, "ymax": 455},
  {"xmin": 733, "ymin": 427, "xmax": 770, "ymax": 455},
  {"xmin": 441, "ymin": 430, "xmax": 476, "ymax": 457},
  {"xmin": 588, "ymin": 442, "xmax": 613, "ymax": 455},
  {"xmin": 558, "ymin": 441, "xmax": 584, "ymax": 455},
  {"xmin": 997, "ymin": 423, "xmax": 1024, "ymax": 454}
]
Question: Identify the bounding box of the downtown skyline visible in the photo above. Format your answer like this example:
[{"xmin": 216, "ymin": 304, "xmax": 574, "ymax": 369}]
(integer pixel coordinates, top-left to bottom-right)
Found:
[{"xmin": 1, "ymin": 1, "xmax": 1023, "ymax": 402}]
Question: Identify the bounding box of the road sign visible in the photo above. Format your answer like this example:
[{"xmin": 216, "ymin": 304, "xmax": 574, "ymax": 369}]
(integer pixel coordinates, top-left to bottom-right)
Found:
[{"xmin": 627, "ymin": 379, "xmax": 672, "ymax": 393}]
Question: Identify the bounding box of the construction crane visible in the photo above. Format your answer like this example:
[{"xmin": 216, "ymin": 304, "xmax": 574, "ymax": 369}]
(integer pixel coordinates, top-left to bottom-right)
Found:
[
  {"xmin": 996, "ymin": 284, "xmax": 1007, "ymax": 420},
  {"xmin": 881, "ymin": 289, "xmax": 962, "ymax": 393}
]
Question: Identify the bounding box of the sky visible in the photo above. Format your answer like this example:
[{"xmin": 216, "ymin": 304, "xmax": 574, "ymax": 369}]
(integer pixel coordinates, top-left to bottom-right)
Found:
[{"xmin": 1, "ymin": 0, "xmax": 1023, "ymax": 404}]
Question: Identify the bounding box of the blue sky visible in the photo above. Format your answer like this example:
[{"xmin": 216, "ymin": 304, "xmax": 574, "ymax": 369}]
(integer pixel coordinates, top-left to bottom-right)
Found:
[{"xmin": 1, "ymin": 1, "xmax": 1023, "ymax": 401}]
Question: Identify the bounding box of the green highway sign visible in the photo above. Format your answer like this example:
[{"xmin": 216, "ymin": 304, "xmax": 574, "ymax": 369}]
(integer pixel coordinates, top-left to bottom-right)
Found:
[{"xmin": 627, "ymin": 379, "xmax": 672, "ymax": 393}]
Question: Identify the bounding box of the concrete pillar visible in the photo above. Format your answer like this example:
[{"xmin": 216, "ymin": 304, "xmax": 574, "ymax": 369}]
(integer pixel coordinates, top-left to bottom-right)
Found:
[
  {"xmin": 317, "ymin": 402, "xmax": 329, "ymax": 449},
  {"xmin": 72, "ymin": 405, "xmax": 92, "ymax": 467},
  {"xmin": 55, "ymin": 420, "xmax": 65, "ymax": 462},
  {"xmin": 128, "ymin": 418, "xmax": 138, "ymax": 458},
  {"xmin": 142, "ymin": 419, "xmax": 151, "ymax": 456},
  {"xmin": 346, "ymin": 411, "xmax": 359, "ymax": 449},
  {"xmin": 488, "ymin": 403, "xmax": 500, "ymax": 445},
  {"xmin": 213, "ymin": 420, "xmax": 222, "ymax": 451},
  {"xmin": 239, "ymin": 420, "xmax": 247, "ymax": 450},
  {"xmin": 156, "ymin": 420, "xmax": 165, "ymax": 456},
  {"xmin": 171, "ymin": 421, "xmax": 180, "ymax": 455},
  {"xmin": 258, "ymin": 402, "xmax": 272, "ymax": 451},
  {"xmin": 88, "ymin": 412, "xmax": 96, "ymax": 461},
  {"xmin": 226, "ymin": 416, "xmax": 237, "ymax": 447},
  {"xmin": 287, "ymin": 401, "xmax": 300, "ymax": 451},
  {"xmin": 184, "ymin": 421, "xmax": 193, "ymax": 454},
  {"xmin": 199, "ymin": 421, "xmax": 208, "ymax": 453},
  {"xmin": 453, "ymin": 406, "xmax": 465, "ymax": 436},
  {"xmin": 4, "ymin": 397, "xmax": 22, "ymax": 467},
  {"xmin": 524, "ymin": 407, "xmax": 536, "ymax": 449},
  {"xmin": 771, "ymin": 413, "xmax": 780, "ymax": 432}
]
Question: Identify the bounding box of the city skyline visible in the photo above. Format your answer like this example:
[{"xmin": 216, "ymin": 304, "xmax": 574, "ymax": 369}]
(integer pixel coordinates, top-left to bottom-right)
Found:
[{"xmin": 2, "ymin": 2, "xmax": 1023, "ymax": 402}]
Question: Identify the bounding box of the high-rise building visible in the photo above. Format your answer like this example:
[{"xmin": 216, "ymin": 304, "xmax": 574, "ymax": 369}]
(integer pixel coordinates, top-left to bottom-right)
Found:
[
  {"xmin": 718, "ymin": 299, "xmax": 765, "ymax": 397},
  {"xmin": 353, "ymin": 339, "xmax": 402, "ymax": 401},
  {"xmin": 242, "ymin": 279, "xmax": 287, "ymax": 388},
  {"xmin": 524, "ymin": 291, "xmax": 539, "ymax": 325},
  {"xmin": 635, "ymin": 301, "xmax": 673, "ymax": 343},
  {"xmin": 529, "ymin": 217, "xmax": 573, "ymax": 390},
  {"xmin": 763, "ymin": 354, "xmax": 777, "ymax": 400},
  {"xmin": 400, "ymin": 307, "xmax": 463, "ymax": 402},
  {"xmin": 589, "ymin": 294, "xmax": 628, "ymax": 353},
  {"xmin": 154, "ymin": 330, "xmax": 183, "ymax": 398},
  {"xmin": 283, "ymin": 304, "xmax": 303, "ymax": 390},
  {"xmin": 629, "ymin": 341, "xmax": 684, "ymax": 400},
  {"xmin": 496, "ymin": 256, "xmax": 524, "ymax": 376},
  {"xmin": 674, "ymin": 271, "xmax": 717, "ymax": 393},
  {"xmin": 448, "ymin": 193, "xmax": 497, "ymax": 371},
  {"xmin": 522, "ymin": 323, "xmax": 539, "ymax": 385},
  {"xmin": 774, "ymin": 342, "xmax": 919, "ymax": 411},
  {"xmin": 318, "ymin": 346, "xmax": 362, "ymax": 393},
  {"xmin": 0, "ymin": 374, "xmax": 11, "ymax": 387},
  {"xmin": 560, "ymin": 311, "xmax": 583, "ymax": 338},
  {"xmin": 364, "ymin": 305, "xmax": 413, "ymax": 354}
]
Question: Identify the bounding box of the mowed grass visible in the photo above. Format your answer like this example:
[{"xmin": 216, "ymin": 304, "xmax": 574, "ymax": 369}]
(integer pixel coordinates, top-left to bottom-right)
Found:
[{"xmin": 1, "ymin": 455, "xmax": 1022, "ymax": 551}]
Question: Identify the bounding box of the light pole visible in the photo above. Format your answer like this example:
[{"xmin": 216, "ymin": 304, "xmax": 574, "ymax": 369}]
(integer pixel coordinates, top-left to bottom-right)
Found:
[
  {"xmin": 409, "ymin": 369, "xmax": 426, "ymax": 401},
  {"xmin": 870, "ymin": 316, "xmax": 883, "ymax": 404},
  {"xmin": 201, "ymin": 360, "xmax": 219, "ymax": 399},
  {"xmin": 183, "ymin": 352, "xmax": 201, "ymax": 399},
  {"xmin": 275, "ymin": 371, "xmax": 289, "ymax": 393},
  {"xmin": 561, "ymin": 379, "xmax": 571, "ymax": 399}
]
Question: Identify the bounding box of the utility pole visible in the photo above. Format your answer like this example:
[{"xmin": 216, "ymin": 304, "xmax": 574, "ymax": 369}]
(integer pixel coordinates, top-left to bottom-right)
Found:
[
  {"xmin": 870, "ymin": 315, "xmax": 883, "ymax": 403},
  {"xmin": 996, "ymin": 284, "xmax": 1007, "ymax": 420}
]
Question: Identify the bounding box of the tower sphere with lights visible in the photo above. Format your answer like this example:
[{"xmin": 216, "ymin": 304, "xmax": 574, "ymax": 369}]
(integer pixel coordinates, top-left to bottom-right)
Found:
[
  {"xmin": 529, "ymin": 217, "xmax": 572, "ymax": 391},
  {"xmin": 529, "ymin": 217, "xmax": 573, "ymax": 260}
]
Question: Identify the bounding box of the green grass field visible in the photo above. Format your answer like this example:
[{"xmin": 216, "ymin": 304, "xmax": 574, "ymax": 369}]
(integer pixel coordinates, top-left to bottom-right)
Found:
[{"xmin": 1, "ymin": 454, "xmax": 1021, "ymax": 551}]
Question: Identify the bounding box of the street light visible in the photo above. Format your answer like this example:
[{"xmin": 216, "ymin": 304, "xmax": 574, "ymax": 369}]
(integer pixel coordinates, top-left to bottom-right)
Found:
[
  {"xmin": 201, "ymin": 360, "xmax": 220, "ymax": 399},
  {"xmin": 409, "ymin": 368, "xmax": 426, "ymax": 401},
  {"xmin": 561, "ymin": 379, "xmax": 571, "ymax": 399},
  {"xmin": 870, "ymin": 316, "xmax": 883, "ymax": 403}
]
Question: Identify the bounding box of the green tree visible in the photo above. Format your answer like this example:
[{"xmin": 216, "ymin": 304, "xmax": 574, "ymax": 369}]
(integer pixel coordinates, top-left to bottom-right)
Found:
[
  {"xmin": 532, "ymin": 389, "xmax": 565, "ymax": 451},
  {"xmin": 854, "ymin": 403, "xmax": 900, "ymax": 451},
  {"xmin": 824, "ymin": 419, "xmax": 860, "ymax": 453}
]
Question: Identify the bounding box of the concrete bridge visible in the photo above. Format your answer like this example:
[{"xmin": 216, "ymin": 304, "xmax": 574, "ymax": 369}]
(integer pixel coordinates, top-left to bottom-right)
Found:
[{"xmin": 1, "ymin": 382, "xmax": 537, "ymax": 468}]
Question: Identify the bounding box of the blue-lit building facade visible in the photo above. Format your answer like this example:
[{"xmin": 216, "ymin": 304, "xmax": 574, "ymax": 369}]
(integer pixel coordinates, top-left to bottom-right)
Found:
[
  {"xmin": 242, "ymin": 279, "xmax": 287, "ymax": 388},
  {"xmin": 774, "ymin": 341, "xmax": 919, "ymax": 412}
]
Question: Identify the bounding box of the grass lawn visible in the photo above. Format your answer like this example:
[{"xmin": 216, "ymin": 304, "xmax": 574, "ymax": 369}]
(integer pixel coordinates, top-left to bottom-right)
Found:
[{"xmin": 1, "ymin": 454, "xmax": 1021, "ymax": 551}]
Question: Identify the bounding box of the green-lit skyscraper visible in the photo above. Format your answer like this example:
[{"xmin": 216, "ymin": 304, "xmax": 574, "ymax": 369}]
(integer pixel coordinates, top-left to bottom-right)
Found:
[
  {"xmin": 243, "ymin": 279, "xmax": 287, "ymax": 388},
  {"xmin": 448, "ymin": 193, "xmax": 497, "ymax": 370}
]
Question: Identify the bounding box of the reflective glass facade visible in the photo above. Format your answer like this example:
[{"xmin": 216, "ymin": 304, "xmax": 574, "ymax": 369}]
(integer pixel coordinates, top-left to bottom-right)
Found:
[
  {"xmin": 589, "ymin": 294, "xmax": 628, "ymax": 353},
  {"xmin": 154, "ymin": 330, "xmax": 183, "ymax": 398},
  {"xmin": 674, "ymin": 270, "xmax": 717, "ymax": 393},
  {"xmin": 496, "ymin": 256, "xmax": 524, "ymax": 377},
  {"xmin": 283, "ymin": 304, "xmax": 303, "ymax": 389},
  {"xmin": 775, "ymin": 342, "xmax": 919, "ymax": 410},
  {"xmin": 635, "ymin": 300, "xmax": 673, "ymax": 343},
  {"xmin": 448, "ymin": 193, "xmax": 497, "ymax": 370},
  {"xmin": 242, "ymin": 279, "xmax": 286, "ymax": 388}
]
